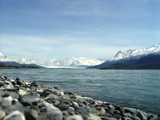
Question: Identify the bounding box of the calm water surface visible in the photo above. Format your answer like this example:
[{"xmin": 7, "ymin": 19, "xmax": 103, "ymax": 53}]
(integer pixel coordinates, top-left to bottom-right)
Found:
[{"xmin": 0, "ymin": 68, "xmax": 160, "ymax": 114}]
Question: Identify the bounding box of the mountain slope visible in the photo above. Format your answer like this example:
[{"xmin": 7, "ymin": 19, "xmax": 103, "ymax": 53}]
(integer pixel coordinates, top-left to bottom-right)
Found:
[
  {"xmin": 90, "ymin": 44, "xmax": 160, "ymax": 69},
  {"xmin": 0, "ymin": 52, "xmax": 42, "ymax": 68}
]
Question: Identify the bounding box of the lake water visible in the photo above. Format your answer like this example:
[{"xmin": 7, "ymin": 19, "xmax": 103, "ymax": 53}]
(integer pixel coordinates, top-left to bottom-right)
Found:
[{"xmin": 0, "ymin": 68, "xmax": 159, "ymax": 114}]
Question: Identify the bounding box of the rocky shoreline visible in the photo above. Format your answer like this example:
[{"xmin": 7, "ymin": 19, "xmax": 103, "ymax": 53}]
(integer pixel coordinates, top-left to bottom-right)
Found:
[{"xmin": 0, "ymin": 75, "xmax": 159, "ymax": 120}]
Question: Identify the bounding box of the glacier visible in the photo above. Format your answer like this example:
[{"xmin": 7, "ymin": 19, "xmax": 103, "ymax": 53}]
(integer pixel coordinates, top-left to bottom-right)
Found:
[{"xmin": 0, "ymin": 53, "xmax": 105, "ymax": 68}]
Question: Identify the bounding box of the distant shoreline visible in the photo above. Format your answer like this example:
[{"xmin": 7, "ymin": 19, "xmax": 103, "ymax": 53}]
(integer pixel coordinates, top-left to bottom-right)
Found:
[
  {"xmin": 1, "ymin": 67, "xmax": 160, "ymax": 70},
  {"xmin": 0, "ymin": 66, "xmax": 40, "ymax": 69}
]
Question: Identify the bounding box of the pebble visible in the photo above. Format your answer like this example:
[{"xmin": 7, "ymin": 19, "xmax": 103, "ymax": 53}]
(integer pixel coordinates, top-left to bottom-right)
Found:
[
  {"xmin": 87, "ymin": 114, "xmax": 101, "ymax": 120},
  {"xmin": 18, "ymin": 89, "xmax": 27, "ymax": 96},
  {"xmin": 38, "ymin": 109, "xmax": 63, "ymax": 120},
  {"xmin": 24, "ymin": 109, "xmax": 38, "ymax": 120},
  {"xmin": 65, "ymin": 115, "xmax": 84, "ymax": 120},
  {"xmin": 3, "ymin": 110, "xmax": 25, "ymax": 120},
  {"xmin": 0, "ymin": 109, "xmax": 6, "ymax": 119}
]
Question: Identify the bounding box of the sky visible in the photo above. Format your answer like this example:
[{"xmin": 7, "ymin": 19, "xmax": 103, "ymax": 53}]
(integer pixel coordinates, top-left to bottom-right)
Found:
[{"xmin": 0, "ymin": 0, "xmax": 160, "ymax": 59}]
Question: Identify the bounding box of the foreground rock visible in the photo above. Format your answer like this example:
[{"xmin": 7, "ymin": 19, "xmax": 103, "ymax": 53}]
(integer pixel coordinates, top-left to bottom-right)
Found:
[{"xmin": 0, "ymin": 75, "xmax": 159, "ymax": 120}]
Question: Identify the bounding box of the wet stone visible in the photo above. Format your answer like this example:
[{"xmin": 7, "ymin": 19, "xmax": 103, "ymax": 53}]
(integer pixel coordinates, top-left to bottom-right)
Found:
[
  {"xmin": 24, "ymin": 109, "xmax": 38, "ymax": 120},
  {"xmin": 65, "ymin": 115, "xmax": 84, "ymax": 120},
  {"xmin": 105, "ymin": 117, "xmax": 117, "ymax": 120},
  {"xmin": 3, "ymin": 110, "xmax": 25, "ymax": 120},
  {"xmin": 0, "ymin": 109, "xmax": 6, "ymax": 120},
  {"xmin": 112, "ymin": 114, "xmax": 122, "ymax": 120},
  {"xmin": 20, "ymin": 94, "xmax": 40, "ymax": 104},
  {"xmin": 0, "ymin": 91, "xmax": 19, "ymax": 99},
  {"xmin": 38, "ymin": 109, "xmax": 63, "ymax": 120},
  {"xmin": 16, "ymin": 78, "xmax": 24, "ymax": 86},
  {"xmin": 137, "ymin": 111, "xmax": 148, "ymax": 120},
  {"xmin": 0, "ymin": 81, "xmax": 4, "ymax": 87}
]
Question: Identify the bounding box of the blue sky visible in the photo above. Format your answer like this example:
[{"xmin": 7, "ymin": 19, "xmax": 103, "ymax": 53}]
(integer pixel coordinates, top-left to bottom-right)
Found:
[{"xmin": 0, "ymin": 0, "xmax": 160, "ymax": 59}]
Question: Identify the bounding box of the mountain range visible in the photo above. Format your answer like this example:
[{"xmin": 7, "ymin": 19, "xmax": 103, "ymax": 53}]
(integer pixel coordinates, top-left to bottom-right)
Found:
[
  {"xmin": 0, "ymin": 53, "xmax": 105, "ymax": 68},
  {"xmin": 1, "ymin": 43, "xmax": 160, "ymax": 69},
  {"xmin": 89, "ymin": 43, "xmax": 160, "ymax": 69}
]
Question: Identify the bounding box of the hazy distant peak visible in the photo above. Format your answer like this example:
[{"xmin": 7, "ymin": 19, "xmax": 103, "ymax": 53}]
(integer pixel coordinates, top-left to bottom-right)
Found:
[
  {"xmin": 0, "ymin": 52, "xmax": 7, "ymax": 59},
  {"xmin": 0, "ymin": 52, "xmax": 105, "ymax": 68}
]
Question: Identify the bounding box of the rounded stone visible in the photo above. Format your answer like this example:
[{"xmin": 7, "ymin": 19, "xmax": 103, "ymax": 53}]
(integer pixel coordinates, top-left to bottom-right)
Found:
[
  {"xmin": 3, "ymin": 111, "xmax": 25, "ymax": 120},
  {"xmin": 105, "ymin": 117, "xmax": 117, "ymax": 120},
  {"xmin": 0, "ymin": 81, "xmax": 4, "ymax": 87},
  {"xmin": 72, "ymin": 102, "xmax": 79, "ymax": 108},
  {"xmin": 0, "ymin": 109, "xmax": 6, "ymax": 119},
  {"xmin": 38, "ymin": 110, "xmax": 63, "ymax": 120},
  {"xmin": 65, "ymin": 115, "xmax": 84, "ymax": 120},
  {"xmin": 24, "ymin": 109, "xmax": 38, "ymax": 120},
  {"xmin": 99, "ymin": 107, "xmax": 106, "ymax": 115},
  {"xmin": 18, "ymin": 89, "xmax": 27, "ymax": 96},
  {"xmin": 87, "ymin": 114, "xmax": 101, "ymax": 120}
]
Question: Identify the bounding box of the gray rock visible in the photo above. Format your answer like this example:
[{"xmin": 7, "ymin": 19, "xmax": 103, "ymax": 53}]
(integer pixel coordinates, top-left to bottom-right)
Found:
[
  {"xmin": 132, "ymin": 116, "xmax": 141, "ymax": 120},
  {"xmin": 0, "ymin": 96, "xmax": 13, "ymax": 107},
  {"xmin": 0, "ymin": 81, "xmax": 4, "ymax": 87},
  {"xmin": 124, "ymin": 107, "xmax": 137, "ymax": 115},
  {"xmin": 76, "ymin": 97, "xmax": 85, "ymax": 103},
  {"xmin": 0, "ymin": 91, "xmax": 19, "ymax": 99},
  {"xmin": 46, "ymin": 93, "xmax": 58, "ymax": 99},
  {"xmin": 4, "ymin": 81, "xmax": 14, "ymax": 89},
  {"xmin": 72, "ymin": 102, "xmax": 79, "ymax": 108},
  {"xmin": 12, "ymin": 100, "xmax": 25, "ymax": 111},
  {"xmin": 105, "ymin": 113, "xmax": 112, "ymax": 117},
  {"xmin": 62, "ymin": 111, "xmax": 69, "ymax": 116},
  {"xmin": 18, "ymin": 89, "xmax": 27, "ymax": 96},
  {"xmin": 16, "ymin": 78, "xmax": 25, "ymax": 86},
  {"xmin": 88, "ymin": 114, "xmax": 102, "ymax": 120},
  {"xmin": 65, "ymin": 115, "xmax": 84, "ymax": 120},
  {"xmin": 38, "ymin": 109, "xmax": 63, "ymax": 120},
  {"xmin": 3, "ymin": 110, "xmax": 25, "ymax": 120},
  {"xmin": 76, "ymin": 106, "xmax": 99, "ymax": 116},
  {"xmin": 67, "ymin": 107, "xmax": 75, "ymax": 113},
  {"xmin": 123, "ymin": 113, "xmax": 132, "ymax": 118},
  {"xmin": 105, "ymin": 117, "xmax": 117, "ymax": 120},
  {"xmin": 25, "ymin": 109, "xmax": 38, "ymax": 120},
  {"xmin": 0, "ymin": 109, "xmax": 6, "ymax": 119},
  {"xmin": 122, "ymin": 117, "xmax": 132, "ymax": 120},
  {"xmin": 99, "ymin": 107, "xmax": 106, "ymax": 116},
  {"xmin": 148, "ymin": 115, "xmax": 159, "ymax": 120},
  {"xmin": 112, "ymin": 114, "xmax": 122, "ymax": 120},
  {"xmin": 20, "ymin": 94, "xmax": 40, "ymax": 104},
  {"xmin": 40, "ymin": 101, "xmax": 59, "ymax": 111},
  {"xmin": 109, "ymin": 104, "xmax": 115, "ymax": 110},
  {"xmin": 105, "ymin": 108, "xmax": 115, "ymax": 115},
  {"xmin": 137, "ymin": 110, "xmax": 148, "ymax": 120}
]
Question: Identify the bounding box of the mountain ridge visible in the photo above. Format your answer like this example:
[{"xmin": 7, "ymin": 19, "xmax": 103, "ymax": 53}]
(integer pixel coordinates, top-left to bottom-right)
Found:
[
  {"xmin": 89, "ymin": 43, "xmax": 160, "ymax": 69},
  {"xmin": 0, "ymin": 53, "xmax": 105, "ymax": 68}
]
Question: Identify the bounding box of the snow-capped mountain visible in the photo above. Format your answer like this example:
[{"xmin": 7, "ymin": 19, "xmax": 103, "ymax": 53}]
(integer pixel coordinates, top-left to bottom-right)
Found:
[
  {"xmin": 89, "ymin": 43, "xmax": 160, "ymax": 69},
  {"xmin": 0, "ymin": 52, "xmax": 7, "ymax": 59},
  {"xmin": 0, "ymin": 52, "xmax": 105, "ymax": 68},
  {"xmin": 111, "ymin": 43, "xmax": 160, "ymax": 61},
  {"xmin": 0, "ymin": 52, "xmax": 41, "ymax": 68},
  {"xmin": 39, "ymin": 57, "xmax": 105, "ymax": 68}
]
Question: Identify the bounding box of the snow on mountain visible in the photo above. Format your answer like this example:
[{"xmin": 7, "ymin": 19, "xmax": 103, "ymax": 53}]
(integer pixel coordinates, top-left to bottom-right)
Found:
[
  {"xmin": 89, "ymin": 43, "xmax": 160, "ymax": 69},
  {"xmin": 111, "ymin": 43, "xmax": 160, "ymax": 61},
  {"xmin": 0, "ymin": 53, "xmax": 105, "ymax": 68},
  {"xmin": 0, "ymin": 52, "xmax": 7, "ymax": 59},
  {"xmin": 0, "ymin": 52, "xmax": 13, "ymax": 62}
]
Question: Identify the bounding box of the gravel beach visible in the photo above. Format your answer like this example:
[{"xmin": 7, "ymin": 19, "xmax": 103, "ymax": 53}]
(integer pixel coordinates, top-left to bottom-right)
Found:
[{"xmin": 0, "ymin": 75, "xmax": 159, "ymax": 120}]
